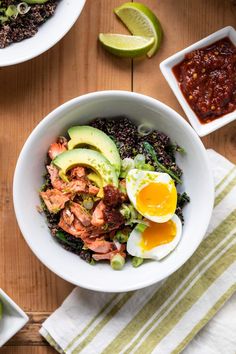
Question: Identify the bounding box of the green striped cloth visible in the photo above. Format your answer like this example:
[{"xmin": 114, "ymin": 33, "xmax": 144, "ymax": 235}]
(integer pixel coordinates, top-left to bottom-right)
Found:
[{"xmin": 40, "ymin": 150, "xmax": 236, "ymax": 354}]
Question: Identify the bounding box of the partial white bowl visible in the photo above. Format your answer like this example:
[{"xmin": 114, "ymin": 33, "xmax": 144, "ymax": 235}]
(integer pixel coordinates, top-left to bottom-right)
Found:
[
  {"xmin": 0, "ymin": 0, "xmax": 86, "ymax": 67},
  {"xmin": 13, "ymin": 91, "xmax": 214, "ymax": 292},
  {"xmin": 160, "ymin": 26, "xmax": 236, "ymax": 137},
  {"xmin": 0, "ymin": 289, "xmax": 29, "ymax": 347}
]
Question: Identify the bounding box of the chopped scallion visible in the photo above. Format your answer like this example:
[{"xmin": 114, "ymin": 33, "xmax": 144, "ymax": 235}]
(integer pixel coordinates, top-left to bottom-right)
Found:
[
  {"xmin": 17, "ymin": 2, "xmax": 31, "ymax": 15},
  {"xmin": 136, "ymin": 223, "xmax": 148, "ymax": 233},
  {"xmin": 143, "ymin": 141, "xmax": 182, "ymax": 184},
  {"xmin": 5, "ymin": 5, "xmax": 17, "ymax": 17},
  {"xmin": 132, "ymin": 256, "xmax": 144, "ymax": 268},
  {"xmin": 110, "ymin": 254, "xmax": 125, "ymax": 270}
]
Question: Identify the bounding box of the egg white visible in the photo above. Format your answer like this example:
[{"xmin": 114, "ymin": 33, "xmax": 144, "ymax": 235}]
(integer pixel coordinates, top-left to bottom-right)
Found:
[
  {"xmin": 126, "ymin": 169, "xmax": 177, "ymax": 223},
  {"xmin": 127, "ymin": 214, "xmax": 182, "ymax": 260}
]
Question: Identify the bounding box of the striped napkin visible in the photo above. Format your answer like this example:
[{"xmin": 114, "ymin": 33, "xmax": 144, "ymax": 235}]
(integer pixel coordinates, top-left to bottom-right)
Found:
[{"xmin": 40, "ymin": 149, "xmax": 236, "ymax": 354}]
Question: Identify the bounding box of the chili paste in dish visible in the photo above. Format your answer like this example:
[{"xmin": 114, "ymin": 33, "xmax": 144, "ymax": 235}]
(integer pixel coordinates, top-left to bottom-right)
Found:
[{"xmin": 173, "ymin": 37, "xmax": 236, "ymax": 123}]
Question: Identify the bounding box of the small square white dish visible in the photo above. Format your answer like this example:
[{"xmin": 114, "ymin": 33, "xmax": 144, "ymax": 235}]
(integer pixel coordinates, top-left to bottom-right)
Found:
[
  {"xmin": 160, "ymin": 26, "xmax": 236, "ymax": 137},
  {"xmin": 0, "ymin": 289, "xmax": 29, "ymax": 347}
]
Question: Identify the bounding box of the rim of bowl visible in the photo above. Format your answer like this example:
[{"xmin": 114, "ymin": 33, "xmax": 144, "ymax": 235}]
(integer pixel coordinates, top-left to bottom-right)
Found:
[
  {"xmin": 13, "ymin": 91, "xmax": 214, "ymax": 292},
  {"xmin": 0, "ymin": 0, "xmax": 86, "ymax": 67}
]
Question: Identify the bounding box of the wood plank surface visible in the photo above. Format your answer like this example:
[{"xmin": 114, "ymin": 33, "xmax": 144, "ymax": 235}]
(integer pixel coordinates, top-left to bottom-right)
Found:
[
  {"xmin": 7, "ymin": 313, "xmax": 50, "ymax": 346},
  {"xmin": 1, "ymin": 348, "xmax": 55, "ymax": 354},
  {"xmin": 0, "ymin": 0, "xmax": 131, "ymax": 352},
  {"xmin": 0, "ymin": 0, "xmax": 235, "ymax": 353}
]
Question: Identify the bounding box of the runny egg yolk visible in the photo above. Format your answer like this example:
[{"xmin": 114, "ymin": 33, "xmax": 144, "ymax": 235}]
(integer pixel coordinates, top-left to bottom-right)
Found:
[
  {"xmin": 136, "ymin": 181, "xmax": 177, "ymax": 216},
  {"xmin": 140, "ymin": 220, "xmax": 177, "ymax": 251}
]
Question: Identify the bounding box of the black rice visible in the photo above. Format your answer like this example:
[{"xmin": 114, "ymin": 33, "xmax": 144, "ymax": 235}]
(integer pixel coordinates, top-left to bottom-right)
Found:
[
  {"xmin": 91, "ymin": 117, "xmax": 183, "ymax": 179},
  {"xmin": 0, "ymin": 0, "xmax": 59, "ymax": 48},
  {"xmin": 55, "ymin": 229, "xmax": 93, "ymax": 263},
  {"xmin": 90, "ymin": 116, "xmax": 190, "ymax": 222}
]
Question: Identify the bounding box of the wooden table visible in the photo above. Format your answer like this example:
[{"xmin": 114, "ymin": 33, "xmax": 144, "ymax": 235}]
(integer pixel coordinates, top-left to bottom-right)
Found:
[{"xmin": 0, "ymin": 1, "xmax": 235, "ymax": 353}]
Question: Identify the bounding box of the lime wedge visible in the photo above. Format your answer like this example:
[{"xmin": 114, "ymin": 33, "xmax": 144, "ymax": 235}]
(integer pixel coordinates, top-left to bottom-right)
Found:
[
  {"xmin": 0, "ymin": 300, "xmax": 3, "ymax": 320},
  {"xmin": 114, "ymin": 2, "xmax": 163, "ymax": 57},
  {"xmin": 99, "ymin": 33, "xmax": 154, "ymax": 58}
]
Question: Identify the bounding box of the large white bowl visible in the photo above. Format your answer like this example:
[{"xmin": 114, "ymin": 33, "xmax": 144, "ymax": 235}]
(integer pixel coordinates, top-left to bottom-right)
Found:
[
  {"xmin": 13, "ymin": 91, "xmax": 214, "ymax": 292},
  {"xmin": 0, "ymin": 0, "xmax": 86, "ymax": 67}
]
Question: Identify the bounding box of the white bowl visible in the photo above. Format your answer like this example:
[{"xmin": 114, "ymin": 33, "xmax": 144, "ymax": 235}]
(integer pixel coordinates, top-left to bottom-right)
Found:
[
  {"xmin": 0, "ymin": 0, "xmax": 86, "ymax": 67},
  {"xmin": 160, "ymin": 26, "xmax": 236, "ymax": 137},
  {"xmin": 13, "ymin": 91, "xmax": 214, "ymax": 292},
  {"xmin": 0, "ymin": 289, "xmax": 29, "ymax": 347}
]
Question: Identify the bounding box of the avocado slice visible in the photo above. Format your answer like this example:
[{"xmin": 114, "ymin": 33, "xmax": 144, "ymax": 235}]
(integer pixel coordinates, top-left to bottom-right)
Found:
[
  {"xmin": 53, "ymin": 148, "xmax": 118, "ymax": 187},
  {"xmin": 87, "ymin": 172, "xmax": 103, "ymax": 188},
  {"xmin": 67, "ymin": 126, "xmax": 121, "ymax": 176},
  {"xmin": 87, "ymin": 172, "xmax": 104, "ymax": 198}
]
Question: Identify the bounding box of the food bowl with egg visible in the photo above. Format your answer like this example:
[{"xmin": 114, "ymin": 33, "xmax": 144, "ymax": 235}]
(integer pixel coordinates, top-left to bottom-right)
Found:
[{"xmin": 13, "ymin": 91, "xmax": 214, "ymax": 292}]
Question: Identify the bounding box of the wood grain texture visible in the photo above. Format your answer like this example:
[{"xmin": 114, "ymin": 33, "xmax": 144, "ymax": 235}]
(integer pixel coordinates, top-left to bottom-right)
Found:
[
  {"xmin": 1, "ymin": 348, "xmax": 55, "ymax": 354},
  {"xmin": 0, "ymin": 1, "xmax": 235, "ymax": 353},
  {"xmin": 6, "ymin": 313, "xmax": 50, "ymax": 346},
  {"xmin": 0, "ymin": 1, "xmax": 131, "ymax": 352},
  {"xmin": 0, "ymin": 0, "xmax": 132, "ymax": 354},
  {"xmin": 133, "ymin": 0, "xmax": 236, "ymax": 163},
  {"xmin": 0, "ymin": 0, "xmax": 131, "ymax": 310}
]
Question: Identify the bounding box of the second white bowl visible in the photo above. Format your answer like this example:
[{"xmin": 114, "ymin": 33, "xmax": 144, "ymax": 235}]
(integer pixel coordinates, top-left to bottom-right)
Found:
[
  {"xmin": 0, "ymin": 289, "xmax": 28, "ymax": 347},
  {"xmin": 0, "ymin": 0, "xmax": 86, "ymax": 67}
]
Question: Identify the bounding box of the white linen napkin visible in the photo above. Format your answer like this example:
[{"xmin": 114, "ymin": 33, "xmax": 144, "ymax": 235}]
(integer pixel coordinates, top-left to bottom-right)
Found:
[{"xmin": 40, "ymin": 149, "xmax": 236, "ymax": 354}]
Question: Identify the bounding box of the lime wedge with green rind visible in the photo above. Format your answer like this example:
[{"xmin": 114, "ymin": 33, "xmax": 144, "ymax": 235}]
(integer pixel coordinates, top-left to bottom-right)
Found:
[
  {"xmin": 99, "ymin": 33, "xmax": 154, "ymax": 58},
  {"xmin": 114, "ymin": 2, "xmax": 163, "ymax": 57}
]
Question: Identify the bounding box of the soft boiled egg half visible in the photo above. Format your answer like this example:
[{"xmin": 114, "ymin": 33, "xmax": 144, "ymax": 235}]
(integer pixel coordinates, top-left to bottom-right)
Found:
[
  {"xmin": 126, "ymin": 169, "xmax": 182, "ymax": 260},
  {"xmin": 126, "ymin": 169, "xmax": 177, "ymax": 223},
  {"xmin": 127, "ymin": 214, "xmax": 182, "ymax": 260}
]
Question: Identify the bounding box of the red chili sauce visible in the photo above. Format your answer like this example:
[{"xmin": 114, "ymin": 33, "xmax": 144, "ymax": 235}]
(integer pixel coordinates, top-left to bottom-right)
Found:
[{"xmin": 173, "ymin": 37, "xmax": 236, "ymax": 124}]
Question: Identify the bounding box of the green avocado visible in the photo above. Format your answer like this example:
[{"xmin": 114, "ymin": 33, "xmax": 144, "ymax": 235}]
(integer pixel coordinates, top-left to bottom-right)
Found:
[
  {"xmin": 67, "ymin": 126, "xmax": 121, "ymax": 176},
  {"xmin": 87, "ymin": 172, "xmax": 103, "ymax": 188},
  {"xmin": 53, "ymin": 148, "xmax": 118, "ymax": 187}
]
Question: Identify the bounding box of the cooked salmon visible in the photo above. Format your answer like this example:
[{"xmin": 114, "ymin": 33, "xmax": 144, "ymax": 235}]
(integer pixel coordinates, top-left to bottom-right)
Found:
[
  {"xmin": 70, "ymin": 166, "xmax": 86, "ymax": 179},
  {"xmin": 92, "ymin": 246, "xmax": 126, "ymax": 261},
  {"xmin": 63, "ymin": 207, "xmax": 74, "ymax": 225},
  {"xmin": 85, "ymin": 238, "xmax": 112, "ymax": 253},
  {"xmin": 91, "ymin": 201, "xmax": 106, "ymax": 227},
  {"xmin": 48, "ymin": 138, "xmax": 67, "ymax": 160},
  {"xmin": 40, "ymin": 189, "xmax": 69, "ymax": 214},
  {"xmin": 59, "ymin": 209, "xmax": 90, "ymax": 239},
  {"xmin": 47, "ymin": 164, "xmax": 66, "ymax": 190},
  {"xmin": 62, "ymin": 180, "xmax": 87, "ymax": 194},
  {"xmin": 88, "ymin": 185, "xmax": 100, "ymax": 195},
  {"xmin": 70, "ymin": 202, "xmax": 91, "ymax": 226}
]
